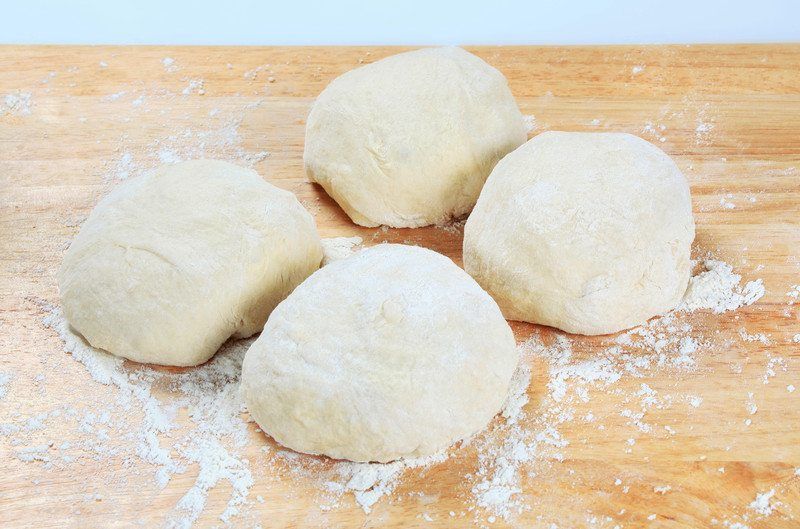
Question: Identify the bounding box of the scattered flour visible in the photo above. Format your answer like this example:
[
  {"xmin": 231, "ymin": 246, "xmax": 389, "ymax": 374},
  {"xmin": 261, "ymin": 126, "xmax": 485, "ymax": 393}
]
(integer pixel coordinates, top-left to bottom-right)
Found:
[
  {"xmin": 688, "ymin": 395, "xmax": 703, "ymax": 408},
  {"xmin": 10, "ymin": 247, "xmax": 778, "ymax": 527},
  {"xmin": 467, "ymin": 256, "xmax": 770, "ymax": 523},
  {"xmin": 693, "ymin": 102, "xmax": 716, "ymax": 145},
  {"xmin": 320, "ymin": 236, "xmax": 363, "ymax": 265},
  {"xmin": 38, "ymin": 304, "xmax": 253, "ymax": 527},
  {"xmin": 434, "ymin": 217, "xmax": 467, "ymax": 235},
  {"xmin": 739, "ymin": 328, "xmax": 770, "ymax": 344},
  {"xmin": 103, "ymin": 90, "xmax": 127, "ymax": 102},
  {"xmin": 748, "ymin": 488, "xmax": 777, "ymax": 516},
  {"xmin": 523, "ymin": 114, "xmax": 537, "ymax": 133},
  {"xmin": 182, "ymin": 79, "xmax": 205, "ymax": 96},
  {"xmin": 695, "ymin": 121, "xmax": 714, "ymax": 144},
  {"xmin": 162, "ymin": 57, "xmax": 178, "ymax": 73},
  {"xmin": 102, "ymin": 101, "xmax": 269, "ymax": 183},
  {"xmin": 1, "ymin": 91, "xmax": 32, "ymax": 116},
  {"xmin": 641, "ymin": 121, "xmax": 667, "ymax": 143},
  {"xmin": 0, "ymin": 373, "xmax": 11, "ymax": 399},
  {"xmin": 720, "ymin": 196, "xmax": 736, "ymax": 210},
  {"xmin": 679, "ymin": 260, "xmax": 765, "ymax": 313}
]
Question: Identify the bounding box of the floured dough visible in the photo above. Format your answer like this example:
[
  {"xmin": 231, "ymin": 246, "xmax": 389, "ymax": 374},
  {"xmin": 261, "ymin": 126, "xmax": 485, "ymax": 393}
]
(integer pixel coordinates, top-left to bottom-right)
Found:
[
  {"xmin": 241, "ymin": 244, "xmax": 518, "ymax": 462},
  {"xmin": 304, "ymin": 46, "xmax": 527, "ymax": 228},
  {"xmin": 59, "ymin": 159, "xmax": 323, "ymax": 366},
  {"xmin": 464, "ymin": 132, "xmax": 695, "ymax": 335}
]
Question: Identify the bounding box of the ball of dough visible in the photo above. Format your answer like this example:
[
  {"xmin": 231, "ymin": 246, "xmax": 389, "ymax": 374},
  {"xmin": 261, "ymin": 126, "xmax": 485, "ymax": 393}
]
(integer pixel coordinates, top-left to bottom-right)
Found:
[
  {"xmin": 241, "ymin": 244, "xmax": 518, "ymax": 462},
  {"xmin": 59, "ymin": 159, "xmax": 323, "ymax": 366},
  {"xmin": 304, "ymin": 46, "xmax": 527, "ymax": 228},
  {"xmin": 464, "ymin": 132, "xmax": 695, "ymax": 335}
]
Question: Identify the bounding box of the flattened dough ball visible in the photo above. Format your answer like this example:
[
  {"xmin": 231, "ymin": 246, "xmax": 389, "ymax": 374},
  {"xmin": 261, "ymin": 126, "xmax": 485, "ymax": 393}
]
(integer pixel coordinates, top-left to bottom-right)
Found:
[
  {"xmin": 464, "ymin": 132, "xmax": 695, "ymax": 335},
  {"xmin": 304, "ymin": 46, "xmax": 527, "ymax": 228},
  {"xmin": 241, "ymin": 244, "xmax": 519, "ymax": 462},
  {"xmin": 59, "ymin": 159, "xmax": 323, "ymax": 366}
]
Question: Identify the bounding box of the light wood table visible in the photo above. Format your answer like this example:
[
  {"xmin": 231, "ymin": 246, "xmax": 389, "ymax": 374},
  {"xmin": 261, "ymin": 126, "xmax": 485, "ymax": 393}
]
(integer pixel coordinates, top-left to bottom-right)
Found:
[{"xmin": 1, "ymin": 45, "xmax": 799, "ymax": 528}]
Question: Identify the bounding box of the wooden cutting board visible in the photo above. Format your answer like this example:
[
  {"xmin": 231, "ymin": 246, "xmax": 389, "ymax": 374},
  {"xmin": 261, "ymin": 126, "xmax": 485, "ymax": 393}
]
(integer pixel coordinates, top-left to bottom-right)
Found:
[{"xmin": 1, "ymin": 44, "xmax": 799, "ymax": 529}]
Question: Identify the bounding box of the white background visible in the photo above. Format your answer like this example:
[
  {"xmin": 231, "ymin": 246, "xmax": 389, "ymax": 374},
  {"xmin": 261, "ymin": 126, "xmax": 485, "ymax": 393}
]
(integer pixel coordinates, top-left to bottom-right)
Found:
[{"xmin": 2, "ymin": 0, "xmax": 798, "ymax": 45}]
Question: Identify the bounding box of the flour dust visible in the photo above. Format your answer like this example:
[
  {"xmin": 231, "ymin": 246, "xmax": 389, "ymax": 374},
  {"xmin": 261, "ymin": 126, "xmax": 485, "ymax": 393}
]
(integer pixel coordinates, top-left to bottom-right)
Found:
[{"xmin": 4, "ymin": 251, "xmax": 780, "ymax": 527}]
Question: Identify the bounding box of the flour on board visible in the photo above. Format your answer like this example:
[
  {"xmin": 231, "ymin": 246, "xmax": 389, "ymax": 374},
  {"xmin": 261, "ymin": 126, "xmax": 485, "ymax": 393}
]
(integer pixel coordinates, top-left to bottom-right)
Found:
[
  {"xmin": 748, "ymin": 488, "xmax": 778, "ymax": 516},
  {"xmin": 1, "ymin": 91, "xmax": 32, "ymax": 116},
  {"xmin": 320, "ymin": 236, "xmax": 363, "ymax": 265},
  {"xmin": 0, "ymin": 372, "xmax": 11, "ymax": 399},
  {"xmin": 679, "ymin": 259, "xmax": 764, "ymax": 313},
  {"xmin": 6, "ymin": 247, "xmax": 783, "ymax": 528}
]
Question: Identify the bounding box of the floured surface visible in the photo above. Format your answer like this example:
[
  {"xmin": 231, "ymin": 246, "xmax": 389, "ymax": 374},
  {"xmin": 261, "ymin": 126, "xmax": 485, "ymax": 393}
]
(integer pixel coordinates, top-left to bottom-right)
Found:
[{"xmin": 1, "ymin": 45, "xmax": 800, "ymax": 528}]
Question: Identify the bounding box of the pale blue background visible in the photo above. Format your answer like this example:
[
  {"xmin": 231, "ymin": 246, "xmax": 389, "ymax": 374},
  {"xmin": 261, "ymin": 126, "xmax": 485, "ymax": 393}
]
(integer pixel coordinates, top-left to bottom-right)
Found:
[{"xmin": 2, "ymin": 0, "xmax": 798, "ymax": 45}]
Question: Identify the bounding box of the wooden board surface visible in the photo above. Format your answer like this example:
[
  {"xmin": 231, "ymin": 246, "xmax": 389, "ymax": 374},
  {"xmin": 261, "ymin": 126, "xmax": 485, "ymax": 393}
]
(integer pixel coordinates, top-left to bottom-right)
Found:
[{"xmin": 1, "ymin": 44, "xmax": 799, "ymax": 528}]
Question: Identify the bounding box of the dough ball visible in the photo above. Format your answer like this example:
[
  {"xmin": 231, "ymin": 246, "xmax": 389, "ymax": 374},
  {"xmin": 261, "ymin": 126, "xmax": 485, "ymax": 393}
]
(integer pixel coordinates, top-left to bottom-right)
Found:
[
  {"xmin": 59, "ymin": 159, "xmax": 323, "ymax": 366},
  {"xmin": 304, "ymin": 47, "xmax": 527, "ymax": 228},
  {"xmin": 241, "ymin": 244, "xmax": 518, "ymax": 462},
  {"xmin": 464, "ymin": 132, "xmax": 695, "ymax": 335}
]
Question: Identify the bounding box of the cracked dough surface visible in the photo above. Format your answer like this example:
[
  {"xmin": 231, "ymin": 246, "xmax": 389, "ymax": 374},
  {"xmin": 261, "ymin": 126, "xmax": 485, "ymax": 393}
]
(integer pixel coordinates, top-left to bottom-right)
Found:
[
  {"xmin": 464, "ymin": 131, "xmax": 695, "ymax": 335},
  {"xmin": 241, "ymin": 244, "xmax": 518, "ymax": 462},
  {"xmin": 59, "ymin": 159, "xmax": 322, "ymax": 366},
  {"xmin": 304, "ymin": 46, "xmax": 526, "ymax": 228}
]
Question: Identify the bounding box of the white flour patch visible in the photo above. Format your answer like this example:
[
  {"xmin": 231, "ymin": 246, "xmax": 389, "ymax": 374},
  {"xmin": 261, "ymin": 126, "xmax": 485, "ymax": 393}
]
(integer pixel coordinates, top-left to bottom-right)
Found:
[
  {"xmin": 36, "ymin": 304, "xmax": 253, "ymax": 527},
  {"xmin": 695, "ymin": 120, "xmax": 714, "ymax": 144},
  {"xmin": 762, "ymin": 356, "xmax": 786, "ymax": 384},
  {"xmin": 739, "ymin": 328, "xmax": 770, "ymax": 344},
  {"xmin": 523, "ymin": 114, "xmax": 537, "ymax": 133},
  {"xmin": 101, "ymin": 100, "xmax": 269, "ymax": 184},
  {"xmin": 0, "ymin": 373, "xmax": 11, "ymax": 399},
  {"xmin": 162, "ymin": 57, "xmax": 178, "ymax": 73},
  {"xmin": 693, "ymin": 102, "xmax": 717, "ymax": 146},
  {"xmin": 182, "ymin": 79, "xmax": 205, "ymax": 96},
  {"xmin": 320, "ymin": 236, "xmax": 363, "ymax": 265},
  {"xmin": 720, "ymin": 195, "xmax": 736, "ymax": 209},
  {"xmin": 679, "ymin": 260, "xmax": 765, "ymax": 313},
  {"xmin": 748, "ymin": 488, "xmax": 777, "ymax": 516},
  {"xmin": 434, "ymin": 217, "xmax": 467, "ymax": 235},
  {"xmin": 1, "ymin": 91, "xmax": 32, "ymax": 116},
  {"xmin": 642, "ymin": 121, "xmax": 667, "ymax": 143},
  {"xmin": 466, "ymin": 255, "xmax": 767, "ymax": 523},
  {"xmin": 103, "ymin": 90, "xmax": 127, "ymax": 102}
]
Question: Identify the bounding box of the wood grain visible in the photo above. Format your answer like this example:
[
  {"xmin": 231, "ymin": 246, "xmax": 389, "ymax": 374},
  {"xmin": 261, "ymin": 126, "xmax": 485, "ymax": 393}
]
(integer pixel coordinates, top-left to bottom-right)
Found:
[{"xmin": 1, "ymin": 45, "xmax": 799, "ymax": 528}]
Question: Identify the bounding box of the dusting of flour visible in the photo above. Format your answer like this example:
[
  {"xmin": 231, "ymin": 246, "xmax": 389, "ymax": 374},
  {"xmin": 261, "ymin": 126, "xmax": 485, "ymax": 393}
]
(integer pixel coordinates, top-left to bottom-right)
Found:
[
  {"xmin": 320, "ymin": 236, "xmax": 363, "ymax": 265},
  {"xmin": 10, "ymin": 253, "xmax": 771, "ymax": 527}
]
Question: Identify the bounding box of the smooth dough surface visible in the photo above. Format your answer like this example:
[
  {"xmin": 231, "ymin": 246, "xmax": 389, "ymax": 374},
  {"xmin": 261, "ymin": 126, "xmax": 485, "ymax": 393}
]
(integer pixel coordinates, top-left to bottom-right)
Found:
[
  {"xmin": 59, "ymin": 159, "xmax": 323, "ymax": 366},
  {"xmin": 304, "ymin": 46, "xmax": 527, "ymax": 228},
  {"xmin": 241, "ymin": 244, "xmax": 519, "ymax": 462},
  {"xmin": 464, "ymin": 132, "xmax": 695, "ymax": 335}
]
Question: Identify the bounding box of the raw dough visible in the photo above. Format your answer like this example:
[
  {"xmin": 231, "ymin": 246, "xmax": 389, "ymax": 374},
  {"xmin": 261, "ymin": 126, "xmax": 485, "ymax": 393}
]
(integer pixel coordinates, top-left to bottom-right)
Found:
[
  {"xmin": 241, "ymin": 244, "xmax": 518, "ymax": 462},
  {"xmin": 464, "ymin": 132, "xmax": 695, "ymax": 335},
  {"xmin": 59, "ymin": 159, "xmax": 323, "ymax": 366},
  {"xmin": 304, "ymin": 46, "xmax": 527, "ymax": 228}
]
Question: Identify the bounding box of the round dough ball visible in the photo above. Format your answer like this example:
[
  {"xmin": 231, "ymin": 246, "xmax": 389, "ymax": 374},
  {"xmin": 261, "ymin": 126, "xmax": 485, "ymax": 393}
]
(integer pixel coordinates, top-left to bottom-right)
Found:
[
  {"xmin": 59, "ymin": 159, "xmax": 323, "ymax": 366},
  {"xmin": 304, "ymin": 46, "xmax": 527, "ymax": 228},
  {"xmin": 464, "ymin": 132, "xmax": 695, "ymax": 335},
  {"xmin": 241, "ymin": 244, "xmax": 518, "ymax": 462}
]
